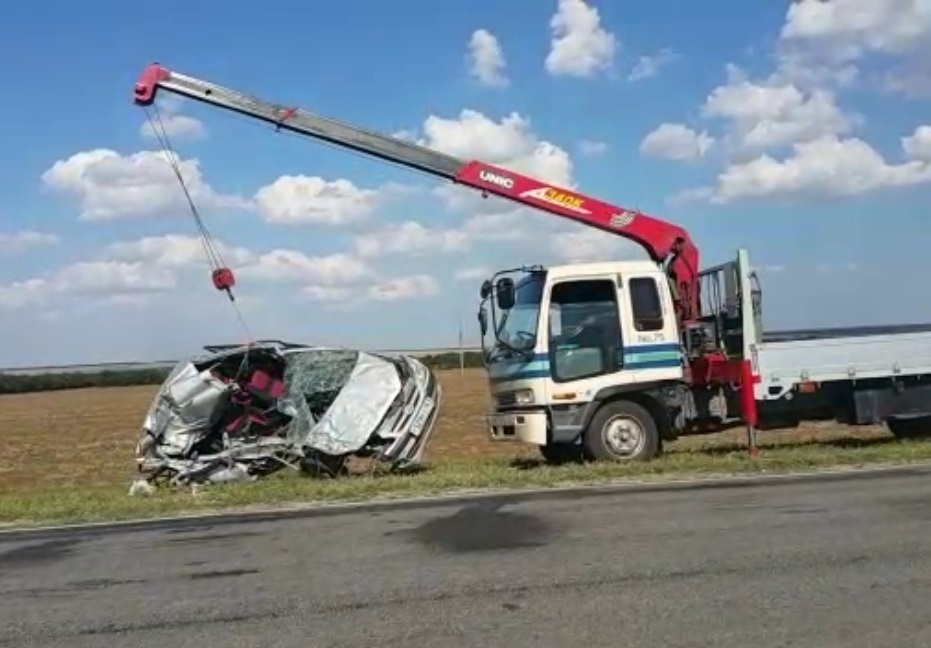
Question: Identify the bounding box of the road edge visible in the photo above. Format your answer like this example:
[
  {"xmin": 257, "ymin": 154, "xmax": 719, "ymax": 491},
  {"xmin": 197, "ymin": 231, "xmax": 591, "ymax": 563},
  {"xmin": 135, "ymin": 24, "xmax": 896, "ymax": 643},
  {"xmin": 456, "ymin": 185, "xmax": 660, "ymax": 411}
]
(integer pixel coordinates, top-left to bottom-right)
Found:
[{"xmin": 3, "ymin": 460, "xmax": 931, "ymax": 538}]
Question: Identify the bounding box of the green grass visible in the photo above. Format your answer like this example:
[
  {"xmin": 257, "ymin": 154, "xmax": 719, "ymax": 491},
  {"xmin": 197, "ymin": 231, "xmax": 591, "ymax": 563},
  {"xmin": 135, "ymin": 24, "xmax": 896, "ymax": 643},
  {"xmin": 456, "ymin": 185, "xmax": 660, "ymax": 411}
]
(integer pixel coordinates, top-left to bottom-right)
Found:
[{"xmin": 4, "ymin": 436, "xmax": 931, "ymax": 528}]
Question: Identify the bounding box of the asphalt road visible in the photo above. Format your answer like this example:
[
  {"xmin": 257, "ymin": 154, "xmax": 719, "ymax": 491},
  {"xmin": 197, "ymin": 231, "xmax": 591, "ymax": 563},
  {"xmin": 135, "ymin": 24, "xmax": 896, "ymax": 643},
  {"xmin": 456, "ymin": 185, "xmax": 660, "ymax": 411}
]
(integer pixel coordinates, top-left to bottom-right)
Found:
[{"xmin": 3, "ymin": 469, "xmax": 931, "ymax": 647}]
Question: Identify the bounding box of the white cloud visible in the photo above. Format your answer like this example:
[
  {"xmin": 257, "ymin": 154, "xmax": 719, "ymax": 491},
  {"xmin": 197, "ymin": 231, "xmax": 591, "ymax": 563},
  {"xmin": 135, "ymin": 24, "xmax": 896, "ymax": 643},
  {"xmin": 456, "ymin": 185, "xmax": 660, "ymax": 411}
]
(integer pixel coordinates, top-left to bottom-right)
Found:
[
  {"xmin": 454, "ymin": 266, "xmax": 490, "ymax": 282},
  {"xmin": 368, "ymin": 274, "xmax": 439, "ymax": 301},
  {"xmin": 666, "ymin": 186, "xmax": 714, "ymax": 206},
  {"xmin": 0, "ymin": 229, "xmax": 59, "ymax": 252},
  {"xmin": 903, "ymin": 125, "xmax": 931, "ymax": 162},
  {"xmin": 466, "ymin": 29, "xmax": 509, "ymax": 87},
  {"xmin": 460, "ymin": 210, "xmax": 541, "ymax": 241},
  {"xmin": 52, "ymin": 109, "xmax": 573, "ymax": 237},
  {"xmin": 781, "ymin": 0, "xmax": 931, "ymax": 58},
  {"xmin": 411, "ymin": 108, "xmax": 575, "ymax": 214},
  {"xmin": 108, "ymin": 234, "xmax": 439, "ymax": 303},
  {"xmin": 347, "ymin": 203, "xmax": 649, "ymax": 275},
  {"xmin": 882, "ymin": 60, "xmax": 931, "ymax": 98},
  {"xmin": 55, "ymin": 261, "xmax": 177, "ymax": 295},
  {"xmin": 578, "ymin": 139, "xmax": 608, "ymax": 156},
  {"xmin": 642, "ymin": 3, "xmax": 931, "ymax": 206},
  {"xmin": 252, "ymin": 175, "xmax": 387, "ymax": 226},
  {"xmin": 353, "ymin": 207, "xmax": 541, "ymax": 261},
  {"xmin": 0, "ymin": 260, "xmax": 178, "ymax": 309},
  {"xmin": 704, "ymin": 127, "xmax": 931, "ymax": 203},
  {"xmin": 140, "ymin": 114, "xmax": 205, "ymax": 141},
  {"xmin": 0, "ymin": 279, "xmax": 46, "ymax": 309},
  {"xmin": 640, "ymin": 123, "xmax": 714, "ymax": 161},
  {"xmin": 700, "ymin": 69, "xmax": 856, "ymax": 152},
  {"xmin": 139, "ymin": 95, "xmax": 206, "ymax": 141},
  {"xmin": 41, "ymin": 149, "xmax": 248, "ymax": 221},
  {"xmin": 237, "ymin": 250, "xmax": 373, "ymax": 286},
  {"xmin": 777, "ymin": 0, "xmax": 931, "ymax": 94},
  {"xmin": 0, "ymin": 229, "xmax": 451, "ymax": 312},
  {"xmin": 105, "ymin": 234, "xmax": 256, "ymax": 268},
  {"xmin": 550, "ymin": 227, "xmax": 646, "ymax": 264},
  {"xmin": 302, "ymin": 285, "xmax": 354, "ymax": 303},
  {"xmin": 545, "ymin": 0, "xmax": 617, "ymax": 78},
  {"xmin": 102, "ymin": 234, "xmax": 363, "ymax": 287},
  {"xmin": 419, "ymin": 110, "xmax": 573, "ymax": 186},
  {"xmin": 42, "ymin": 148, "xmax": 400, "ymax": 228},
  {"xmin": 627, "ymin": 49, "xmax": 677, "ymax": 82},
  {"xmin": 354, "ymin": 220, "xmax": 468, "ymax": 258}
]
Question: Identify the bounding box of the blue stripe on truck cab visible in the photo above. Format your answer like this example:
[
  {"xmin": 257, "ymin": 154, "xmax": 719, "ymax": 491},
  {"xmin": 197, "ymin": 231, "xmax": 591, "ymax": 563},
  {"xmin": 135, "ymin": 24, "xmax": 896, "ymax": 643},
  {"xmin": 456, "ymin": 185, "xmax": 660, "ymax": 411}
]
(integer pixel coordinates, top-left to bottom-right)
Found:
[{"xmin": 488, "ymin": 342, "xmax": 683, "ymax": 383}]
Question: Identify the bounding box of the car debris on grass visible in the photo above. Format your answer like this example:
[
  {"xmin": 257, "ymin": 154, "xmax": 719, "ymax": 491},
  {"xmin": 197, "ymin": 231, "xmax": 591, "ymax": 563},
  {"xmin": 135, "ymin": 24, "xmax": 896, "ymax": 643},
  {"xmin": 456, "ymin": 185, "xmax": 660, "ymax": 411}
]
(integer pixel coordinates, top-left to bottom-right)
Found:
[{"xmin": 130, "ymin": 340, "xmax": 441, "ymax": 493}]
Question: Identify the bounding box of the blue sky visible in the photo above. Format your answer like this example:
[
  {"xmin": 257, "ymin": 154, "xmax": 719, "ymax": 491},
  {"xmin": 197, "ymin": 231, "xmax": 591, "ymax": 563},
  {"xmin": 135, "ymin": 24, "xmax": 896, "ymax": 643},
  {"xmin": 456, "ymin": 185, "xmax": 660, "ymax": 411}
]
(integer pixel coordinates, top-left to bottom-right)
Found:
[{"xmin": 1, "ymin": 0, "xmax": 929, "ymax": 366}]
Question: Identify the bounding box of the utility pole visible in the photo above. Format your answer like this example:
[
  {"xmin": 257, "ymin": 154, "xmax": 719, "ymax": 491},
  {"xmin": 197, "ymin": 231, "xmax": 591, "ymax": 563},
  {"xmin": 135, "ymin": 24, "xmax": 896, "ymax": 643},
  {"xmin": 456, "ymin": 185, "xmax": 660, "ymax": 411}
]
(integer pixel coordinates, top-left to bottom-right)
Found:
[{"xmin": 458, "ymin": 312, "xmax": 465, "ymax": 375}]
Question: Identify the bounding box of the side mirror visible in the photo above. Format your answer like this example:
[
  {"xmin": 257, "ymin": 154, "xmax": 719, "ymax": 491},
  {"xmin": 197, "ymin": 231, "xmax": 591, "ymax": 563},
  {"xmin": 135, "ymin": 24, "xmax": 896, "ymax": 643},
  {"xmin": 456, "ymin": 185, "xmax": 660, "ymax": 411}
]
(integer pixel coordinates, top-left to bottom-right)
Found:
[
  {"xmin": 480, "ymin": 280, "xmax": 493, "ymax": 300},
  {"xmin": 477, "ymin": 307, "xmax": 488, "ymax": 336},
  {"xmin": 496, "ymin": 277, "xmax": 515, "ymax": 310}
]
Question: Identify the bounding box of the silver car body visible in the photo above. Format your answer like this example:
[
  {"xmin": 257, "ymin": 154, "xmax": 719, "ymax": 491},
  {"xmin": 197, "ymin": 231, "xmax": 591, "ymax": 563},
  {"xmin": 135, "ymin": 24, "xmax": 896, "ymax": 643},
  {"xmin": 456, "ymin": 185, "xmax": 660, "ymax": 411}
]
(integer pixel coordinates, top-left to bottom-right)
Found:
[{"xmin": 135, "ymin": 341, "xmax": 442, "ymax": 486}]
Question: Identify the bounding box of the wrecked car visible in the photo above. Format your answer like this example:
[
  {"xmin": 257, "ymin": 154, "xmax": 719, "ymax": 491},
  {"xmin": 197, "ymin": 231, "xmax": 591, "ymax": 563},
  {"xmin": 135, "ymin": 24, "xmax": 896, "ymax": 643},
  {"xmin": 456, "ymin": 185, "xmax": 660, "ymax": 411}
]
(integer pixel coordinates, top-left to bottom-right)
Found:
[{"xmin": 133, "ymin": 340, "xmax": 442, "ymax": 488}]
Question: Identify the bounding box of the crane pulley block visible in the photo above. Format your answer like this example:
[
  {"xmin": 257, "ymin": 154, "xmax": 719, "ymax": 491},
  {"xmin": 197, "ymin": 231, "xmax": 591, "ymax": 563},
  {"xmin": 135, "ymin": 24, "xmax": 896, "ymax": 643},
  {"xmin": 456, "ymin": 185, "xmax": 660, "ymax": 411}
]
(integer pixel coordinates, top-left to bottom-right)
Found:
[{"xmin": 212, "ymin": 267, "xmax": 236, "ymax": 292}]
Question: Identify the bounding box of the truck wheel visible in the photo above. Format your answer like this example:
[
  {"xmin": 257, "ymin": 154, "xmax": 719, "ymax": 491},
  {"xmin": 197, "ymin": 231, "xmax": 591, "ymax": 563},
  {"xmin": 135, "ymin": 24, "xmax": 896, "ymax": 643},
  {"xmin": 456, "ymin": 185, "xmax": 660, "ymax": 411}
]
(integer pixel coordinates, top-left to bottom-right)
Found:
[
  {"xmin": 539, "ymin": 443, "xmax": 584, "ymax": 465},
  {"xmin": 887, "ymin": 415, "xmax": 931, "ymax": 439},
  {"xmin": 582, "ymin": 399, "xmax": 660, "ymax": 462}
]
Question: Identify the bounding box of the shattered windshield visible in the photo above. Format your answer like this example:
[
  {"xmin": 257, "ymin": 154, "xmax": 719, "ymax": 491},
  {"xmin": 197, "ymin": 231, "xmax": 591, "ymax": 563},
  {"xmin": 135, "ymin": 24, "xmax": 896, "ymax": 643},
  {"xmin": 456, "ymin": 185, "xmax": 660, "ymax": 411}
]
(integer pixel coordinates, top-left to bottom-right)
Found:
[
  {"xmin": 495, "ymin": 272, "xmax": 545, "ymax": 352},
  {"xmin": 279, "ymin": 348, "xmax": 359, "ymax": 439}
]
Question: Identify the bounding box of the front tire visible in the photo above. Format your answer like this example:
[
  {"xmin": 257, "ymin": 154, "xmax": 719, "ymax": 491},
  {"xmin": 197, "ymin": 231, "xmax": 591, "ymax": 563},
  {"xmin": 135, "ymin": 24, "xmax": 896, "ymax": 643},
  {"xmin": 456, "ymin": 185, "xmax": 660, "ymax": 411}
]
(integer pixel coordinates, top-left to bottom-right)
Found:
[{"xmin": 582, "ymin": 399, "xmax": 660, "ymax": 462}]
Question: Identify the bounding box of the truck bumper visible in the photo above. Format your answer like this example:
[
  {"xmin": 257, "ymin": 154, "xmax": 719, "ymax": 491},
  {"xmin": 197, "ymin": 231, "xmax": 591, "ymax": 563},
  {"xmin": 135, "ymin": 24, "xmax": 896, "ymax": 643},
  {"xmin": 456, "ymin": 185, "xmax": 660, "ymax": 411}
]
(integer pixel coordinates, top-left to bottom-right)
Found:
[{"xmin": 486, "ymin": 411, "xmax": 548, "ymax": 446}]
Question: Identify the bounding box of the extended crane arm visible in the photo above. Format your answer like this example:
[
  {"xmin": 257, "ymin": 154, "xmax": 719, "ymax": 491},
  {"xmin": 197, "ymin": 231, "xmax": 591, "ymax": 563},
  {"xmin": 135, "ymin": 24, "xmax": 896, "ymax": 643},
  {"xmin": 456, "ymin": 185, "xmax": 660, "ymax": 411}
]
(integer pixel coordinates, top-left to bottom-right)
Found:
[{"xmin": 133, "ymin": 63, "xmax": 701, "ymax": 323}]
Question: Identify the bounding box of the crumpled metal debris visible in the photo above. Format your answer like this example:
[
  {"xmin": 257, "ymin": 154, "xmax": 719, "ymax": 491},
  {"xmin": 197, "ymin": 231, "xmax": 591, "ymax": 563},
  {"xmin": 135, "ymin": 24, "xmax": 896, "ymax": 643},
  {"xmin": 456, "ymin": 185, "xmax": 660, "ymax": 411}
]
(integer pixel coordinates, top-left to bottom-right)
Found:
[{"xmin": 133, "ymin": 340, "xmax": 442, "ymax": 488}]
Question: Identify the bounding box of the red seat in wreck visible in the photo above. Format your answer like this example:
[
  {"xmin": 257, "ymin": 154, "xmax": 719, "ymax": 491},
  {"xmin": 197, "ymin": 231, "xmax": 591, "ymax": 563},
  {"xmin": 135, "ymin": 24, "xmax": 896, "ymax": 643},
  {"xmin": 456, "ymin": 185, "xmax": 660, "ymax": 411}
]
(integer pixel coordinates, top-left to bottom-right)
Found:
[
  {"xmin": 223, "ymin": 368, "xmax": 287, "ymax": 436},
  {"xmin": 246, "ymin": 368, "xmax": 285, "ymax": 402}
]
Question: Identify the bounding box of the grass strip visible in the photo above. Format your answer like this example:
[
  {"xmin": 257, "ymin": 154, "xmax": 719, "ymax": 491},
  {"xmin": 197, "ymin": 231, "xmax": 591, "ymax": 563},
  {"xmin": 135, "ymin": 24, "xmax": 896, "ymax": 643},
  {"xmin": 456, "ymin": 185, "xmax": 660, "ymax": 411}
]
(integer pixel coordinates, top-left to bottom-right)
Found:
[{"xmin": 4, "ymin": 438, "xmax": 931, "ymax": 528}]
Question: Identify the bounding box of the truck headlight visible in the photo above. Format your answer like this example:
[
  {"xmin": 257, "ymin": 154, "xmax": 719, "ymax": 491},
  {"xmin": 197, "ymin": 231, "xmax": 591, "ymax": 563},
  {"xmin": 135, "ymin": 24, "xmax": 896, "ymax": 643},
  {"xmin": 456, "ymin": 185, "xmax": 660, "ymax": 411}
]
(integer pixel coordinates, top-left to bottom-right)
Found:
[
  {"xmin": 498, "ymin": 389, "xmax": 535, "ymax": 407},
  {"xmin": 514, "ymin": 389, "xmax": 535, "ymax": 405}
]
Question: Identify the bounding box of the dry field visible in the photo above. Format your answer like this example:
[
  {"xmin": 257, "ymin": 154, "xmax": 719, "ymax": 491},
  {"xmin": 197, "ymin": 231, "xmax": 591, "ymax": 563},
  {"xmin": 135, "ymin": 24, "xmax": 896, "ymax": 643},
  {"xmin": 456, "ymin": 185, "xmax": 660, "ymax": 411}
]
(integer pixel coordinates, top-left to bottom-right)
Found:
[
  {"xmin": 0, "ymin": 368, "xmax": 514, "ymax": 494},
  {"xmin": 0, "ymin": 367, "xmax": 906, "ymax": 497}
]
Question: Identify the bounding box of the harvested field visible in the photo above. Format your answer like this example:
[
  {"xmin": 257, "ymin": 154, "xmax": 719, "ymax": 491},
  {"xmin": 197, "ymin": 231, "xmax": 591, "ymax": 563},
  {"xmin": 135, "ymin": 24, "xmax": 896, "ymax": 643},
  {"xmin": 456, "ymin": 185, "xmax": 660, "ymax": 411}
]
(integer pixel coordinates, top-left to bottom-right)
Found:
[
  {"xmin": 1, "ymin": 367, "xmax": 929, "ymax": 526},
  {"xmin": 0, "ymin": 367, "xmax": 903, "ymax": 493},
  {"xmin": 0, "ymin": 368, "xmax": 513, "ymax": 494}
]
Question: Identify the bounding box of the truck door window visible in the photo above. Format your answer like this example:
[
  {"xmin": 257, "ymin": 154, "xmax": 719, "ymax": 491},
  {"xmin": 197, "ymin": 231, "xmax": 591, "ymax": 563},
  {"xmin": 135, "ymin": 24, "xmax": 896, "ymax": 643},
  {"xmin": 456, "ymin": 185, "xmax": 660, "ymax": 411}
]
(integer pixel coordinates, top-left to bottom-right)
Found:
[
  {"xmin": 548, "ymin": 279, "xmax": 621, "ymax": 382},
  {"xmin": 629, "ymin": 277, "xmax": 664, "ymax": 332}
]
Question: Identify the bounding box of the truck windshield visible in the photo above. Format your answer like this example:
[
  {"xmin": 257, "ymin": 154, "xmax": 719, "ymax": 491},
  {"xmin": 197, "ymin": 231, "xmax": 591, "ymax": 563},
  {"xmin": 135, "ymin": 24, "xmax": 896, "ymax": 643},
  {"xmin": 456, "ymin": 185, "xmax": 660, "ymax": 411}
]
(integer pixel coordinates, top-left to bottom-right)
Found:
[{"xmin": 496, "ymin": 273, "xmax": 545, "ymax": 352}]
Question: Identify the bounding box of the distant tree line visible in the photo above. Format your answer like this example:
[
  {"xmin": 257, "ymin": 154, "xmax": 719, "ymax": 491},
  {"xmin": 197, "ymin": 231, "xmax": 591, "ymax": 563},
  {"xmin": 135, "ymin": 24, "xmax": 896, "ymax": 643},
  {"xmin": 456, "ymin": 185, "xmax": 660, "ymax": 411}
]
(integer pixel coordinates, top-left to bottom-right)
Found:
[
  {"xmin": 417, "ymin": 351, "xmax": 484, "ymax": 371},
  {"xmin": 0, "ymin": 351, "xmax": 487, "ymax": 395}
]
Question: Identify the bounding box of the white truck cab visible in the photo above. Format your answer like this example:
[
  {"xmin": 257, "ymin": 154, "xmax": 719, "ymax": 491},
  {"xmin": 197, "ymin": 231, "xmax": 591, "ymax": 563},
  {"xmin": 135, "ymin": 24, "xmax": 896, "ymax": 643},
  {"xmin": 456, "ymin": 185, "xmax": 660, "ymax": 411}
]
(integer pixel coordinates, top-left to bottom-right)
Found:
[{"xmin": 479, "ymin": 258, "xmax": 689, "ymax": 462}]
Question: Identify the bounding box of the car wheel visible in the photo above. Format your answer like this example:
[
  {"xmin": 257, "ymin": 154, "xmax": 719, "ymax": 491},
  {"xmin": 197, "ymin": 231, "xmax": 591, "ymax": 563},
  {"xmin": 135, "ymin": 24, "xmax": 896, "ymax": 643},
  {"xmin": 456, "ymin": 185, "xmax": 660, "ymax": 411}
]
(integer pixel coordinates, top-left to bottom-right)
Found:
[{"xmin": 582, "ymin": 399, "xmax": 660, "ymax": 462}]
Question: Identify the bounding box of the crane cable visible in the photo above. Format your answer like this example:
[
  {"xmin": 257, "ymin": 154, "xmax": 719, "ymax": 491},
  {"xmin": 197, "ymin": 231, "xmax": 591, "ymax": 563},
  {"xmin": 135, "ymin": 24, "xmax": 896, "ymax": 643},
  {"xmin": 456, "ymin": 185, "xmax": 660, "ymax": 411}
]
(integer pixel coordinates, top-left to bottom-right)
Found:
[{"xmin": 144, "ymin": 105, "xmax": 253, "ymax": 343}]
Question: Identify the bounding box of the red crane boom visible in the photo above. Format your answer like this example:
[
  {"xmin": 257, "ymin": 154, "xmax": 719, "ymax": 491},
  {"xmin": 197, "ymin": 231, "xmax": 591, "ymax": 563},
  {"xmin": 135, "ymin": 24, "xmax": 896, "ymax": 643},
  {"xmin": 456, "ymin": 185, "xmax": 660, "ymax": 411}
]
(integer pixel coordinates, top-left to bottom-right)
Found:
[{"xmin": 133, "ymin": 63, "xmax": 701, "ymax": 325}]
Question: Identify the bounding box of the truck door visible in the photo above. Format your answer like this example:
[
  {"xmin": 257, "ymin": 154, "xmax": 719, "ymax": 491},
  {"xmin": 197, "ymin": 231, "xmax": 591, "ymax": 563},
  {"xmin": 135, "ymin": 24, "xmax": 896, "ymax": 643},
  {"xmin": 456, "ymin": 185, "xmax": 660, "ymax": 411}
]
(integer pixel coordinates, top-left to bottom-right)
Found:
[
  {"xmin": 546, "ymin": 277, "xmax": 623, "ymax": 384},
  {"xmin": 619, "ymin": 273, "xmax": 683, "ymax": 374}
]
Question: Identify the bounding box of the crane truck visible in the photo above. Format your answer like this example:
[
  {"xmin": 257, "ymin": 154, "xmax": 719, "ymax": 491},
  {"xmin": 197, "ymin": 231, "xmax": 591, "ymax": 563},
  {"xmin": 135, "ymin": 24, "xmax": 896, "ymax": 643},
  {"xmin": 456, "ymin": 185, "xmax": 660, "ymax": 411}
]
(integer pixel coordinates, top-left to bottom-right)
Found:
[{"xmin": 133, "ymin": 62, "xmax": 931, "ymax": 463}]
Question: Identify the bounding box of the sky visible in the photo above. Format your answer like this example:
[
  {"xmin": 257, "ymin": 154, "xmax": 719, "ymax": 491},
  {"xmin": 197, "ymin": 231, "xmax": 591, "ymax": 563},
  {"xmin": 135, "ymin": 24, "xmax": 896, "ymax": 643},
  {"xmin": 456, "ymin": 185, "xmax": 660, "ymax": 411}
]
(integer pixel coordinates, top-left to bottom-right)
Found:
[{"xmin": 1, "ymin": 0, "xmax": 930, "ymax": 367}]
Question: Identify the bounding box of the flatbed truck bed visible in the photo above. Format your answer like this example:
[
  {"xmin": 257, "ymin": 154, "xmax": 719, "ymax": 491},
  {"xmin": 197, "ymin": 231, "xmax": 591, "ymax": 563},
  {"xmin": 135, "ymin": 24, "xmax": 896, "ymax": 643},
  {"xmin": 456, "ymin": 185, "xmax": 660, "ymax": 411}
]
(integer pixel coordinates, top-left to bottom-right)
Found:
[
  {"xmin": 756, "ymin": 327, "xmax": 931, "ymax": 398},
  {"xmin": 762, "ymin": 323, "xmax": 931, "ymax": 343},
  {"xmin": 748, "ymin": 325, "xmax": 931, "ymax": 435}
]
